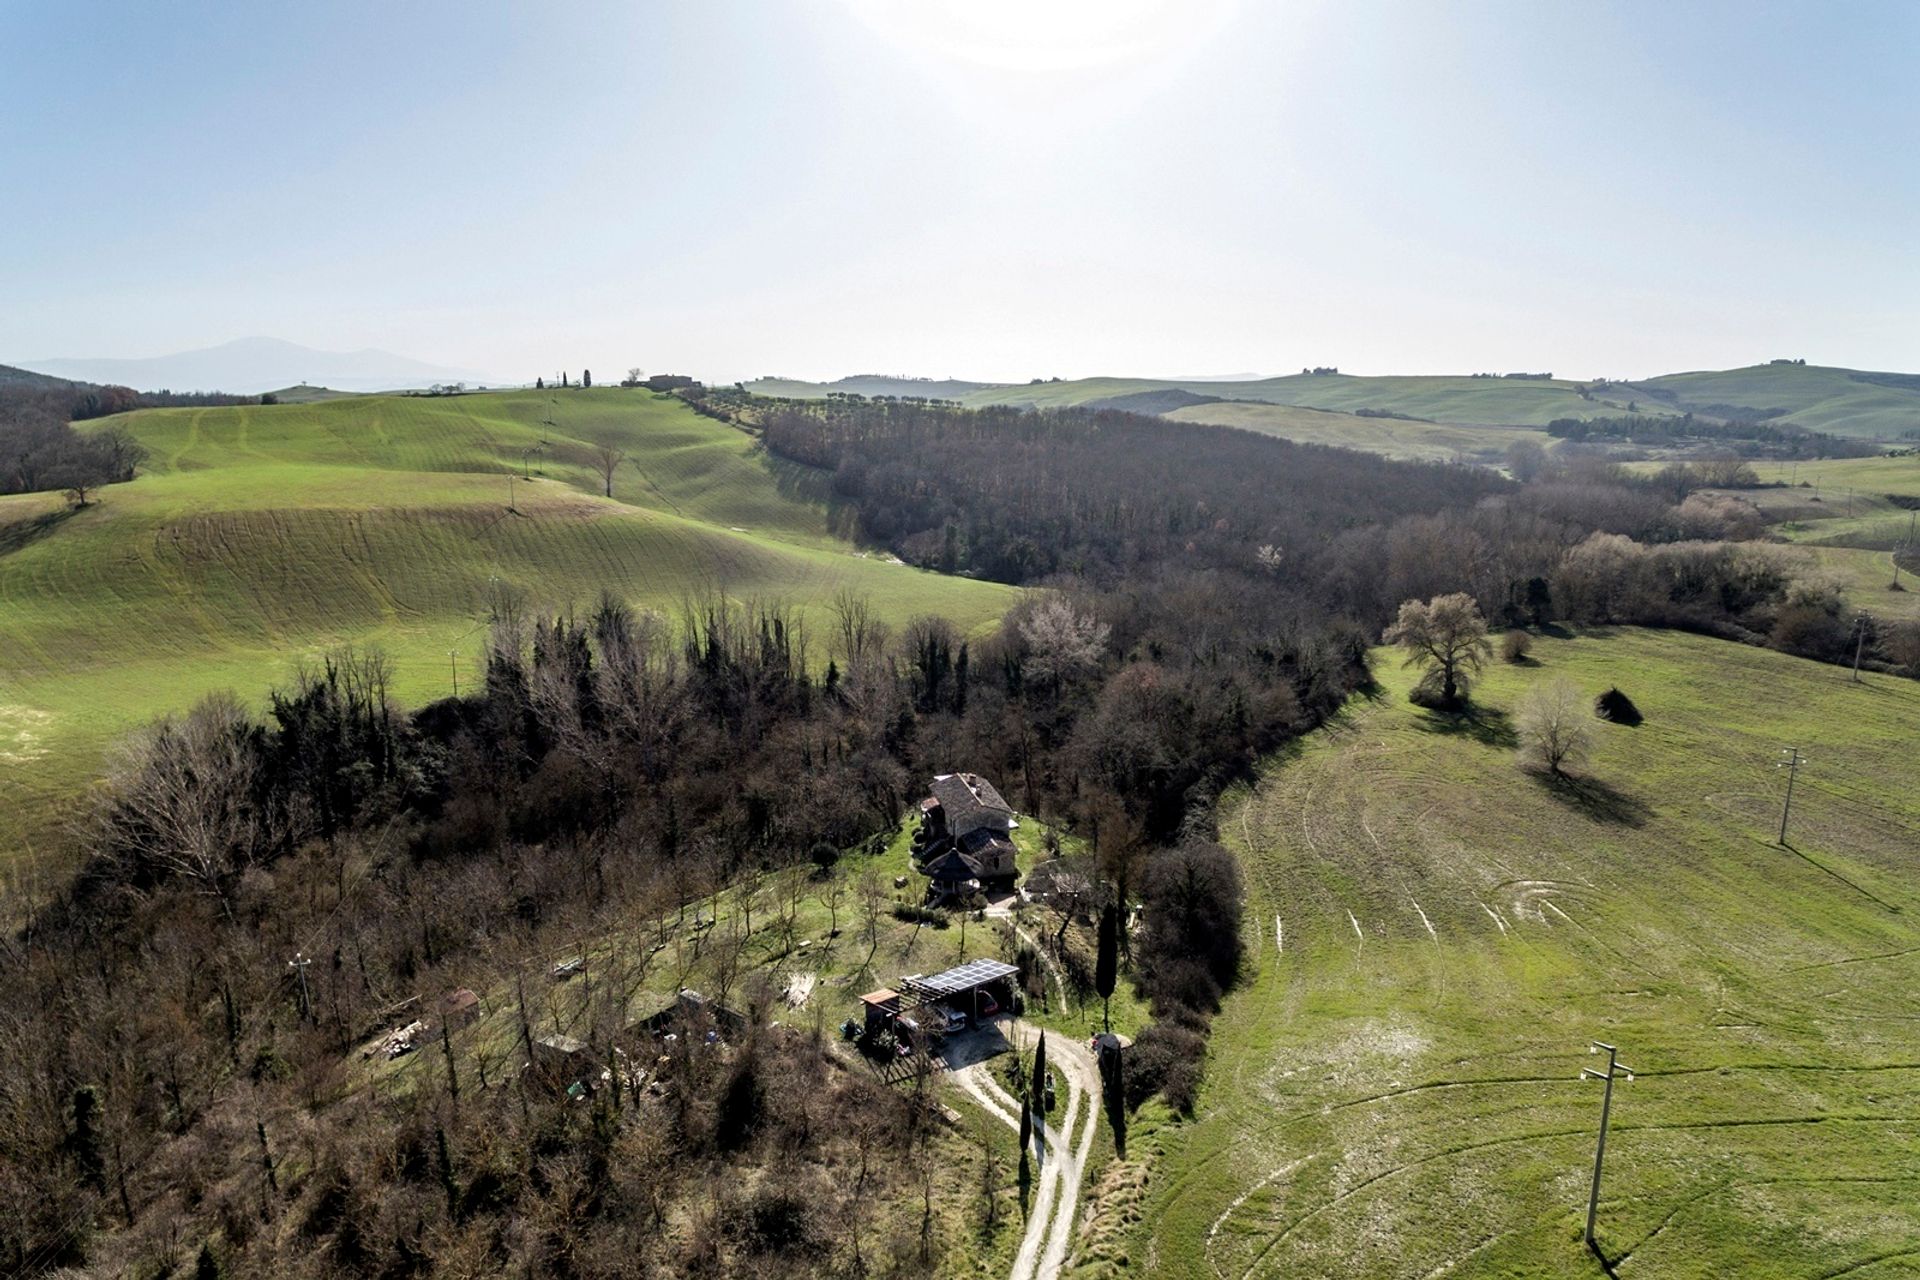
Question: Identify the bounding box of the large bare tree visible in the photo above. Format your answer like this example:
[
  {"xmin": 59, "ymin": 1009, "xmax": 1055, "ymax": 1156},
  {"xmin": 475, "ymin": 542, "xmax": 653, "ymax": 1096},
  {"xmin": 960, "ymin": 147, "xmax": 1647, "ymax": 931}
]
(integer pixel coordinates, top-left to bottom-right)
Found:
[{"xmin": 1384, "ymin": 592, "xmax": 1492, "ymax": 707}]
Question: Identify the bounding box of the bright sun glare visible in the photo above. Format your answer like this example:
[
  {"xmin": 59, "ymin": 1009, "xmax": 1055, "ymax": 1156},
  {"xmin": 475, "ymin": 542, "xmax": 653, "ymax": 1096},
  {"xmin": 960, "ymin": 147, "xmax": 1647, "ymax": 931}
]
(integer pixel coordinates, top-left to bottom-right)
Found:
[{"xmin": 845, "ymin": 0, "xmax": 1225, "ymax": 73}]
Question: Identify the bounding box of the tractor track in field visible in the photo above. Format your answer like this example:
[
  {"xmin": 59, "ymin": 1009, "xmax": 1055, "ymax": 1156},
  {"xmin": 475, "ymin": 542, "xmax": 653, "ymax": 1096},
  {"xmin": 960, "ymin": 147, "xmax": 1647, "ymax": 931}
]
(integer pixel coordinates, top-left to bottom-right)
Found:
[
  {"xmin": 1218, "ymin": 1107, "xmax": 1920, "ymax": 1278},
  {"xmin": 1204, "ymin": 1158, "xmax": 1310, "ymax": 1277}
]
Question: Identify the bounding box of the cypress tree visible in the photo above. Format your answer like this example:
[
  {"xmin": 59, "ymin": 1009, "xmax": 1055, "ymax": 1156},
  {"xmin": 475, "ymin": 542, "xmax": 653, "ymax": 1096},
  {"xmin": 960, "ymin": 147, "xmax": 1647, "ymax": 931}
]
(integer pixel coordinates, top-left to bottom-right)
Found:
[
  {"xmin": 69, "ymin": 1085, "xmax": 106, "ymax": 1191},
  {"xmin": 1096, "ymin": 903, "xmax": 1119, "ymax": 1030},
  {"xmin": 1031, "ymin": 1032, "xmax": 1048, "ymax": 1132}
]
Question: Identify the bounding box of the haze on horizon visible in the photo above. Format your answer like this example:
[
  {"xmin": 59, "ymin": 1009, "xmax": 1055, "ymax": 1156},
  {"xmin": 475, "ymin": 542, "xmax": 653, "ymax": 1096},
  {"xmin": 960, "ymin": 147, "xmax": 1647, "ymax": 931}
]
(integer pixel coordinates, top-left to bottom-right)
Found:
[{"xmin": 3, "ymin": 0, "xmax": 1914, "ymax": 387}]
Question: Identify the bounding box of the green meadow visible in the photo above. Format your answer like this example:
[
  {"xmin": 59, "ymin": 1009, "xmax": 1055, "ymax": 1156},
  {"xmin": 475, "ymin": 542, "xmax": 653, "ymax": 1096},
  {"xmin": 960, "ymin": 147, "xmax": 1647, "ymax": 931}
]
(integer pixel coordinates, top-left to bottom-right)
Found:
[
  {"xmin": 1162, "ymin": 400, "xmax": 1547, "ymax": 464},
  {"xmin": 751, "ymin": 363, "xmax": 1920, "ymax": 441},
  {"xmin": 0, "ymin": 389, "xmax": 1016, "ymax": 880},
  {"xmin": 1706, "ymin": 454, "xmax": 1920, "ymax": 624},
  {"xmin": 1112, "ymin": 628, "xmax": 1920, "ymax": 1279}
]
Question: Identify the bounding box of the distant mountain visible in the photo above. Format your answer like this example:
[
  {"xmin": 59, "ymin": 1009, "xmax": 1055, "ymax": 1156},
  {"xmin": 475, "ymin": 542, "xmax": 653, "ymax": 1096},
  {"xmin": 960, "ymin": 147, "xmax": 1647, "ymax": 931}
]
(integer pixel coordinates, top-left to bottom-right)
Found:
[
  {"xmin": 0, "ymin": 362, "xmax": 83, "ymax": 391},
  {"xmin": 17, "ymin": 337, "xmax": 505, "ymax": 395}
]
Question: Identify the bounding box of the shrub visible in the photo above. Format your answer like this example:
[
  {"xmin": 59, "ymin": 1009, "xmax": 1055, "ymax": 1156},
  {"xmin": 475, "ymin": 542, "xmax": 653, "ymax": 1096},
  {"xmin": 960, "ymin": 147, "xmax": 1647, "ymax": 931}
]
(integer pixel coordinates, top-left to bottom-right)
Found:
[
  {"xmin": 1501, "ymin": 629, "xmax": 1533, "ymax": 663},
  {"xmin": 1124, "ymin": 1022, "xmax": 1207, "ymax": 1113},
  {"xmin": 1594, "ymin": 687, "xmax": 1642, "ymax": 725},
  {"xmin": 890, "ymin": 903, "xmax": 949, "ymax": 928}
]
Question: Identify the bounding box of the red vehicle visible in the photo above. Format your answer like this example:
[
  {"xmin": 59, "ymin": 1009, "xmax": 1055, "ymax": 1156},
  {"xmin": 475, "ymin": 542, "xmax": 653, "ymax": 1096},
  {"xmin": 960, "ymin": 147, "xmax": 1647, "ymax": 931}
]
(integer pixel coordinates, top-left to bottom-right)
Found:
[{"xmin": 975, "ymin": 992, "xmax": 1000, "ymax": 1019}]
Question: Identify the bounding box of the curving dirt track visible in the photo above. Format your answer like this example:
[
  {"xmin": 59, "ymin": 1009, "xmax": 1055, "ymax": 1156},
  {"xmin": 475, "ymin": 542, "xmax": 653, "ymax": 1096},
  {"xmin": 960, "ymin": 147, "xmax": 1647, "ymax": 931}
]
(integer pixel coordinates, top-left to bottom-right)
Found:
[{"xmin": 954, "ymin": 1020, "xmax": 1103, "ymax": 1280}]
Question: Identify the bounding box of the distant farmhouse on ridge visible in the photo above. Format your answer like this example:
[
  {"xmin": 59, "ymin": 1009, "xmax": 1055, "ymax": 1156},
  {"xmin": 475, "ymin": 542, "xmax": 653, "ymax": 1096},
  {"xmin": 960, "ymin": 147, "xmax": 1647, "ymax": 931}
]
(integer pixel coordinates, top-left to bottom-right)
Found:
[{"xmin": 912, "ymin": 772, "xmax": 1020, "ymax": 901}]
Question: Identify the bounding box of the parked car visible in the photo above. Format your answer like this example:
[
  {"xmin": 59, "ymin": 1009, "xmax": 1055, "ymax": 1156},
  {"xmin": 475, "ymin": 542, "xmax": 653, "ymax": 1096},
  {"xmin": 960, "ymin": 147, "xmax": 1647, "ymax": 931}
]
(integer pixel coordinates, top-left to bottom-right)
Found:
[
  {"xmin": 976, "ymin": 992, "xmax": 1000, "ymax": 1018},
  {"xmin": 939, "ymin": 1007, "xmax": 969, "ymax": 1033}
]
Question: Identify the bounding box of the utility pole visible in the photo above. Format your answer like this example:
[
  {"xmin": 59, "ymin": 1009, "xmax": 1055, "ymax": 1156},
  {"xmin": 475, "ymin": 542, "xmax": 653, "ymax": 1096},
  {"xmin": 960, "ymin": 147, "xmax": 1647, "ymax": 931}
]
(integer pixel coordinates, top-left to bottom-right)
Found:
[
  {"xmin": 287, "ymin": 952, "xmax": 312, "ymax": 1021},
  {"xmin": 1580, "ymin": 1041, "xmax": 1635, "ymax": 1255},
  {"xmin": 1852, "ymin": 614, "xmax": 1870, "ymax": 683},
  {"xmin": 1898, "ymin": 512, "xmax": 1916, "ymax": 590},
  {"xmin": 448, "ymin": 650, "xmax": 460, "ymax": 698},
  {"xmin": 1777, "ymin": 747, "xmax": 1806, "ymax": 845},
  {"xmin": 507, "ymin": 474, "xmax": 516, "ymax": 512}
]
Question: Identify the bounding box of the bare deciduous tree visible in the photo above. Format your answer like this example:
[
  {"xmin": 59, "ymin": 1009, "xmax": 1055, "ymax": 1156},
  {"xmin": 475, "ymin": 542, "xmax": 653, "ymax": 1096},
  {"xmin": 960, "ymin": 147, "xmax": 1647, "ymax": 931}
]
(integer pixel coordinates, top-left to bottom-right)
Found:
[
  {"xmin": 1517, "ymin": 678, "xmax": 1592, "ymax": 776},
  {"xmin": 590, "ymin": 442, "xmax": 626, "ymax": 498},
  {"xmin": 91, "ymin": 694, "xmax": 278, "ymax": 916}
]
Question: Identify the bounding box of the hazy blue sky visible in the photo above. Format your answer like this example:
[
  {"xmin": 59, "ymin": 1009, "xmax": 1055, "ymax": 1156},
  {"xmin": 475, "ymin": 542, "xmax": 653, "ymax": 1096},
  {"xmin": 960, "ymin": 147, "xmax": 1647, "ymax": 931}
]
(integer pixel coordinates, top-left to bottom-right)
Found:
[{"xmin": 3, "ymin": 0, "xmax": 1914, "ymax": 382}]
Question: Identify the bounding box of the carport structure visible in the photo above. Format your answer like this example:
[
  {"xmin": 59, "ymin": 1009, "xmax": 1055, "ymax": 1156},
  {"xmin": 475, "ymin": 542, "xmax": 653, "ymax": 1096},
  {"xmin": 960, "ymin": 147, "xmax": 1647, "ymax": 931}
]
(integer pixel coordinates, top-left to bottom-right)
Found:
[{"xmin": 899, "ymin": 958, "xmax": 1017, "ymax": 1023}]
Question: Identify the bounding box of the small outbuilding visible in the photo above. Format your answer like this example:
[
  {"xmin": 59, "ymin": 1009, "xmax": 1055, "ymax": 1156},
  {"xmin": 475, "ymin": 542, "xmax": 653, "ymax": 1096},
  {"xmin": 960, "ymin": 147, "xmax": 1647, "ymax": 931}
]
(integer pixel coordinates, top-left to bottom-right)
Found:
[
  {"xmin": 530, "ymin": 1033, "xmax": 591, "ymax": 1091},
  {"xmin": 859, "ymin": 988, "xmax": 902, "ymax": 1038}
]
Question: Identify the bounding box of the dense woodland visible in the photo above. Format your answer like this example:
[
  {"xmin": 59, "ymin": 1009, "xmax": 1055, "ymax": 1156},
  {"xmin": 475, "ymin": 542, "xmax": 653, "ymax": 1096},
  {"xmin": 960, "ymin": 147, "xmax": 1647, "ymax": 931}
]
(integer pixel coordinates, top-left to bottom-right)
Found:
[
  {"xmin": 1547, "ymin": 412, "xmax": 1880, "ymax": 459},
  {"xmin": 4, "ymin": 394, "xmax": 1917, "ymax": 1275},
  {"xmin": 0, "ymin": 378, "xmax": 260, "ymax": 499}
]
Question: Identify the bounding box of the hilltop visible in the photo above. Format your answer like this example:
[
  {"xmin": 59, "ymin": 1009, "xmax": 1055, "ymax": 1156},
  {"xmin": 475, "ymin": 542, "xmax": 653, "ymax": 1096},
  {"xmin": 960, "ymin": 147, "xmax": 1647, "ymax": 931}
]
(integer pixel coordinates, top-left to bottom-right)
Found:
[
  {"xmin": 0, "ymin": 388, "xmax": 1015, "ymax": 879},
  {"xmin": 746, "ymin": 362, "xmax": 1920, "ymax": 449}
]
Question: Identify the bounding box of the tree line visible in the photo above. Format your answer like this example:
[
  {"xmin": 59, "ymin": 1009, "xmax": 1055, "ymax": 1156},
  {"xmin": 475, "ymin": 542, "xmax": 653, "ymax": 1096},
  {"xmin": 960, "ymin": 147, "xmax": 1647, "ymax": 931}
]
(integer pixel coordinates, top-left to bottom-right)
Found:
[
  {"xmin": 0, "ymin": 379, "xmax": 263, "ymax": 501},
  {"xmin": 1547, "ymin": 412, "xmax": 1881, "ymax": 460}
]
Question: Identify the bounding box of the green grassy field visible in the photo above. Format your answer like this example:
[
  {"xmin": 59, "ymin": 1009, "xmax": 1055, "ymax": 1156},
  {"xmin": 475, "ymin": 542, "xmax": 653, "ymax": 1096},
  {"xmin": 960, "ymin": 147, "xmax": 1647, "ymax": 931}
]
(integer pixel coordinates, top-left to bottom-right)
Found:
[
  {"xmin": 751, "ymin": 365, "xmax": 1920, "ymax": 439},
  {"xmin": 1163, "ymin": 401, "xmax": 1548, "ymax": 465},
  {"xmin": 1639, "ymin": 366, "xmax": 1920, "ymax": 439},
  {"xmin": 1679, "ymin": 455, "xmax": 1920, "ymax": 623},
  {"xmin": 982, "ymin": 375, "xmax": 1611, "ymax": 427},
  {"xmin": 750, "ymin": 373, "xmax": 1614, "ymax": 425},
  {"xmin": 1120, "ymin": 629, "xmax": 1920, "ymax": 1279},
  {"xmin": 0, "ymin": 389, "xmax": 1016, "ymax": 882}
]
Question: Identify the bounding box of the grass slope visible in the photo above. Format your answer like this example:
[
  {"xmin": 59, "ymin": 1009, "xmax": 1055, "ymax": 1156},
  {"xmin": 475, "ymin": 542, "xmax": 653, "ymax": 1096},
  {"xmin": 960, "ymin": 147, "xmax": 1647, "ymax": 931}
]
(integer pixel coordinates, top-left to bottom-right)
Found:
[
  {"xmin": 752, "ymin": 365, "xmax": 1920, "ymax": 440},
  {"xmin": 961, "ymin": 375, "xmax": 1612, "ymax": 427},
  {"xmin": 1127, "ymin": 628, "xmax": 1920, "ymax": 1279},
  {"xmin": 1639, "ymin": 365, "xmax": 1920, "ymax": 439},
  {"xmin": 1671, "ymin": 454, "xmax": 1920, "ymax": 624},
  {"xmin": 1163, "ymin": 401, "xmax": 1547, "ymax": 465},
  {"xmin": 0, "ymin": 389, "xmax": 1016, "ymax": 878}
]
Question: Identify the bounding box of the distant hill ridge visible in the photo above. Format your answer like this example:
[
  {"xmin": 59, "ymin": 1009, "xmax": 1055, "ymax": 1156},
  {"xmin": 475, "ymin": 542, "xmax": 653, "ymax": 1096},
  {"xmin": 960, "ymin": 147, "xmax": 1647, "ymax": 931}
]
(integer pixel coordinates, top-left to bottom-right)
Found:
[
  {"xmin": 745, "ymin": 362, "xmax": 1920, "ymax": 439},
  {"xmin": 14, "ymin": 336, "xmax": 504, "ymax": 395}
]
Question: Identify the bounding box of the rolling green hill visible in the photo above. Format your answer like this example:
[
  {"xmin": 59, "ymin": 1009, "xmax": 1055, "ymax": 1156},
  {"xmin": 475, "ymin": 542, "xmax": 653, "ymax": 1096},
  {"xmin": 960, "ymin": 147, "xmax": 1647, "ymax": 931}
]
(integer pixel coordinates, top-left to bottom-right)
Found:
[
  {"xmin": 0, "ymin": 389, "xmax": 1017, "ymax": 881},
  {"xmin": 1638, "ymin": 364, "xmax": 1920, "ymax": 439},
  {"xmin": 970, "ymin": 373, "xmax": 1611, "ymax": 426},
  {"xmin": 1162, "ymin": 399, "xmax": 1547, "ymax": 464},
  {"xmin": 748, "ymin": 364, "xmax": 1920, "ymax": 442},
  {"xmin": 1120, "ymin": 628, "xmax": 1920, "ymax": 1279}
]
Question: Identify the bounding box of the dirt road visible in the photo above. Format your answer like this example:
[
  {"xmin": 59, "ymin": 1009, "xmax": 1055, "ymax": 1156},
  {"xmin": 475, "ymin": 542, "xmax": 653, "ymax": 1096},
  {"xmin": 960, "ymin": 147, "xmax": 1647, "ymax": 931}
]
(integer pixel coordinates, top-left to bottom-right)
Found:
[{"xmin": 953, "ymin": 1021, "xmax": 1103, "ymax": 1280}]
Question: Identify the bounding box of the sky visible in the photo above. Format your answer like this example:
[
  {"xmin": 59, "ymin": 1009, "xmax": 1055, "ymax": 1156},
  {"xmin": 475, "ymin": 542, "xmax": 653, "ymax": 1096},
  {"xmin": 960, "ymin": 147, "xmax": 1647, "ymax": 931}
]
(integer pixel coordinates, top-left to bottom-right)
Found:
[{"xmin": 2, "ymin": 0, "xmax": 1915, "ymax": 384}]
